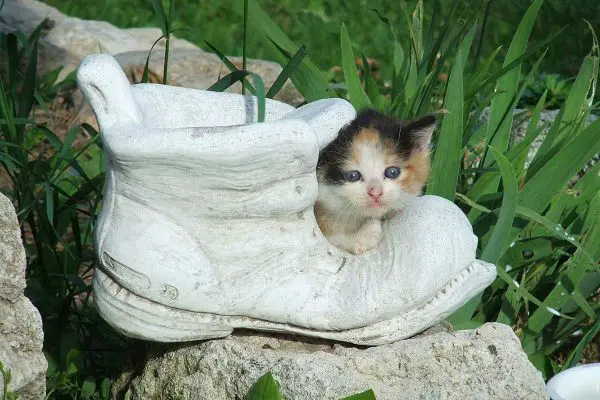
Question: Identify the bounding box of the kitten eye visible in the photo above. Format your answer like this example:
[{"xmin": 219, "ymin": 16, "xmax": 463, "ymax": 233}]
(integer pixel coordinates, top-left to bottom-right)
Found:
[
  {"xmin": 343, "ymin": 170, "xmax": 362, "ymax": 182},
  {"xmin": 384, "ymin": 166, "xmax": 401, "ymax": 179}
]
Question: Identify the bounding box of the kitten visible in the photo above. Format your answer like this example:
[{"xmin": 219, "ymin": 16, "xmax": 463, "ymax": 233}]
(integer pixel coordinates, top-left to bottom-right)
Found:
[{"xmin": 314, "ymin": 109, "xmax": 436, "ymax": 255}]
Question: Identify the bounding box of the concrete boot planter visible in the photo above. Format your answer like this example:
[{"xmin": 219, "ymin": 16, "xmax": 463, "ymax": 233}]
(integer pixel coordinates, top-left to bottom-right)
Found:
[{"xmin": 77, "ymin": 54, "xmax": 496, "ymax": 345}]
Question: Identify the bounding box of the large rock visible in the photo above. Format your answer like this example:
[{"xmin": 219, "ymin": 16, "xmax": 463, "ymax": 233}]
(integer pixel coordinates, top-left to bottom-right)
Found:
[
  {"xmin": 0, "ymin": 194, "xmax": 47, "ymax": 400},
  {"xmin": 118, "ymin": 323, "xmax": 548, "ymax": 400},
  {"xmin": 0, "ymin": 0, "xmax": 303, "ymax": 105}
]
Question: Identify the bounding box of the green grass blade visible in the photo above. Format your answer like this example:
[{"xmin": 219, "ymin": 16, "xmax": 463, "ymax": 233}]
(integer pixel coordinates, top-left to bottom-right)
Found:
[
  {"xmin": 361, "ymin": 53, "xmax": 383, "ymax": 110},
  {"xmin": 496, "ymin": 266, "xmax": 573, "ymax": 320},
  {"xmin": 510, "ymin": 90, "xmax": 548, "ymax": 178},
  {"xmin": 466, "ymin": 49, "xmax": 549, "ymax": 205},
  {"xmin": 207, "ymin": 70, "xmax": 251, "ymax": 92},
  {"xmin": 411, "ymin": 0, "xmax": 424, "ymax": 62},
  {"xmin": 45, "ymin": 184, "xmax": 54, "ymax": 226},
  {"xmin": 496, "ymin": 269, "xmax": 525, "ymax": 325},
  {"xmin": 515, "ymin": 205, "xmax": 590, "ymax": 259},
  {"xmin": 51, "ymin": 126, "xmax": 80, "ymax": 177},
  {"xmin": 340, "ymin": 23, "xmax": 370, "ymax": 111},
  {"xmin": 35, "ymin": 125, "xmax": 63, "ymax": 150},
  {"xmin": 455, "ymin": 192, "xmax": 492, "ymax": 213},
  {"xmin": 446, "ymin": 294, "xmax": 484, "ymax": 329},
  {"xmin": 341, "ymin": 389, "xmax": 377, "ymax": 400},
  {"xmin": 542, "ymin": 172, "xmax": 599, "ymax": 227},
  {"xmin": 245, "ymin": 0, "xmax": 330, "ymax": 102},
  {"xmin": 18, "ymin": 36, "xmax": 38, "ymax": 120},
  {"xmin": 520, "ymin": 118, "xmax": 600, "ymax": 213},
  {"xmin": 458, "ymin": 23, "xmax": 478, "ymax": 67},
  {"xmin": 141, "ymin": 34, "xmax": 165, "ymax": 84},
  {"xmin": 6, "ymin": 33, "xmax": 18, "ymax": 91},
  {"xmin": 480, "ymin": 146, "xmax": 518, "ymax": 264},
  {"xmin": 522, "ymin": 193, "xmax": 600, "ymax": 352},
  {"xmin": 245, "ymin": 372, "xmax": 282, "ymax": 400},
  {"xmin": 403, "ymin": 55, "xmax": 418, "ymax": 115},
  {"xmin": 569, "ymin": 288, "xmax": 597, "ymax": 320},
  {"xmin": 527, "ymin": 55, "xmax": 598, "ymax": 177},
  {"xmin": 204, "ymin": 41, "xmax": 257, "ymax": 95},
  {"xmin": 0, "ymin": 78, "xmax": 17, "ymax": 144},
  {"xmin": 399, "ymin": 3, "xmax": 420, "ymax": 65},
  {"xmin": 553, "ymin": 55, "xmax": 597, "ymax": 145},
  {"xmin": 266, "ymin": 45, "xmax": 306, "ymax": 99},
  {"xmin": 426, "ymin": 37, "xmax": 466, "ymax": 200},
  {"xmin": 467, "ymin": 27, "xmax": 565, "ymax": 100},
  {"xmin": 250, "ymin": 73, "xmax": 266, "ymax": 123},
  {"xmin": 466, "ymin": 45, "xmax": 503, "ymax": 96},
  {"xmin": 483, "ymin": 0, "xmax": 544, "ymax": 170},
  {"xmin": 150, "ymin": 0, "xmax": 169, "ymax": 36},
  {"xmin": 563, "ymin": 318, "xmax": 600, "ymax": 369},
  {"xmin": 242, "ymin": 0, "xmax": 248, "ymax": 94}
]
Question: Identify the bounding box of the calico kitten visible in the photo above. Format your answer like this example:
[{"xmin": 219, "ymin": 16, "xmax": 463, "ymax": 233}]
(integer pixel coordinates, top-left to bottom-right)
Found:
[{"xmin": 314, "ymin": 109, "xmax": 436, "ymax": 255}]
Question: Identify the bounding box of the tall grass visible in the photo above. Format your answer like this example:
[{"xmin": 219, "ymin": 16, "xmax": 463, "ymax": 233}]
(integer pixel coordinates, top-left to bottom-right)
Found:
[
  {"xmin": 43, "ymin": 0, "xmax": 600, "ymax": 80},
  {"xmin": 0, "ymin": 20, "xmax": 125, "ymax": 399},
  {"xmin": 244, "ymin": 0, "xmax": 600, "ymax": 379},
  {"xmin": 0, "ymin": 5, "xmax": 319, "ymax": 399}
]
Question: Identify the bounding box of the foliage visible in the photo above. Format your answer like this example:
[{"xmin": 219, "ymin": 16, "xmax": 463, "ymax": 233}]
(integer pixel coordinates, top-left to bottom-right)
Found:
[
  {"xmin": 42, "ymin": 0, "xmax": 600, "ymax": 79},
  {"xmin": 0, "ymin": 19, "xmax": 132, "ymax": 399},
  {"xmin": 245, "ymin": 372, "xmax": 376, "ymax": 400},
  {"xmin": 2, "ymin": 1, "xmax": 599, "ymax": 399},
  {"xmin": 0, "ymin": 361, "xmax": 19, "ymax": 400},
  {"xmin": 0, "ymin": 6, "xmax": 292, "ymax": 398},
  {"xmin": 521, "ymin": 73, "xmax": 574, "ymax": 109},
  {"xmin": 244, "ymin": 0, "xmax": 600, "ymax": 380}
]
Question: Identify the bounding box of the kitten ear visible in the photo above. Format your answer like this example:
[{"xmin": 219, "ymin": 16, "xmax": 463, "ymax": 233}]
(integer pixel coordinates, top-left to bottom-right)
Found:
[{"xmin": 402, "ymin": 115, "xmax": 437, "ymax": 151}]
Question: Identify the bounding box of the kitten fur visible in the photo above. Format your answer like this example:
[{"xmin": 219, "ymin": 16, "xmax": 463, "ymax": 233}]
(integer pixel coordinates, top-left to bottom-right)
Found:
[{"xmin": 314, "ymin": 109, "xmax": 436, "ymax": 255}]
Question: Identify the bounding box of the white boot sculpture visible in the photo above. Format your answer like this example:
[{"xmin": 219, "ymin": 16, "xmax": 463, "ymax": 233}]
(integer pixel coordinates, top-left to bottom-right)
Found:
[{"xmin": 77, "ymin": 54, "xmax": 496, "ymax": 345}]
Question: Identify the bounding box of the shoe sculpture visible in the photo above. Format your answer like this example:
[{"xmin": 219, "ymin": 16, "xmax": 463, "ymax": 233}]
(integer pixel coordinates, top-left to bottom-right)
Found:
[{"xmin": 77, "ymin": 54, "xmax": 496, "ymax": 345}]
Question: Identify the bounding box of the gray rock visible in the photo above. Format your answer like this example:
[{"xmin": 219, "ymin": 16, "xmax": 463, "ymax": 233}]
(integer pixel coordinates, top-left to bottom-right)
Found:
[
  {"xmin": 120, "ymin": 323, "xmax": 548, "ymax": 400},
  {"xmin": 123, "ymin": 27, "xmax": 200, "ymax": 51},
  {"xmin": 0, "ymin": 194, "xmax": 25, "ymax": 302},
  {"xmin": 0, "ymin": 194, "xmax": 47, "ymax": 400},
  {"xmin": 0, "ymin": 0, "xmax": 66, "ymax": 36},
  {"xmin": 115, "ymin": 48, "xmax": 304, "ymax": 105},
  {"xmin": 0, "ymin": 0, "xmax": 139, "ymax": 76}
]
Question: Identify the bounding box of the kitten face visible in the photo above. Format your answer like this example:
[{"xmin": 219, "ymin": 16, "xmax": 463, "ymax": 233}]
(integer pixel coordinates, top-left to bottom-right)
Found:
[{"xmin": 316, "ymin": 109, "xmax": 436, "ymax": 220}]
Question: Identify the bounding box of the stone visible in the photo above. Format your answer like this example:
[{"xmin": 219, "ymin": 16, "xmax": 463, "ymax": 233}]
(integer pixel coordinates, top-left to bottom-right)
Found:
[
  {"xmin": 0, "ymin": 0, "xmax": 66, "ymax": 35},
  {"xmin": 118, "ymin": 323, "xmax": 548, "ymax": 400},
  {"xmin": 114, "ymin": 48, "xmax": 304, "ymax": 105},
  {"xmin": 123, "ymin": 27, "xmax": 200, "ymax": 52},
  {"xmin": 0, "ymin": 195, "xmax": 25, "ymax": 302},
  {"xmin": 0, "ymin": 193, "xmax": 47, "ymax": 400},
  {"xmin": 476, "ymin": 107, "xmax": 599, "ymax": 169},
  {"xmin": 0, "ymin": 0, "xmax": 303, "ymax": 105},
  {"xmin": 78, "ymin": 54, "xmax": 496, "ymax": 346}
]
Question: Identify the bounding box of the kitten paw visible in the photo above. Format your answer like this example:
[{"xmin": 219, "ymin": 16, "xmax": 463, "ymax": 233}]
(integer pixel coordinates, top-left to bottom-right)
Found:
[{"xmin": 350, "ymin": 220, "xmax": 383, "ymax": 255}]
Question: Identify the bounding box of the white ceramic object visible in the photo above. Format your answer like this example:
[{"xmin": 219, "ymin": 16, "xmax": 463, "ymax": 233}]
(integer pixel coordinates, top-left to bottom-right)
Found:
[
  {"xmin": 546, "ymin": 363, "xmax": 600, "ymax": 400},
  {"xmin": 77, "ymin": 54, "xmax": 496, "ymax": 345}
]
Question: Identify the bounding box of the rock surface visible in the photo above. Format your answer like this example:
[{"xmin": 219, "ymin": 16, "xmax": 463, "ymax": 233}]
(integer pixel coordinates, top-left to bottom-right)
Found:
[
  {"xmin": 477, "ymin": 107, "xmax": 599, "ymax": 169},
  {"xmin": 114, "ymin": 49, "xmax": 303, "ymax": 105},
  {"xmin": 119, "ymin": 323, "xmax": 548, "ymax": 400},
  {"xmin": 0, "ymin": 193, "xmax": 47, "ymax": 400},
  {"xmin": 0, "ymin": 0, "xmax": 303, "ymax": 105}
]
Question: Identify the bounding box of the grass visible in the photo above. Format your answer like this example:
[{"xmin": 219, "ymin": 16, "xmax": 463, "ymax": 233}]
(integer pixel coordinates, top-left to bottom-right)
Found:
[
  {"xmin": 41, "ymin": 0, "xmax": 600, "ymax": 79},
  {"xmin": 1, "ymin": 0, "xmax": 599, "ymax": 398}
]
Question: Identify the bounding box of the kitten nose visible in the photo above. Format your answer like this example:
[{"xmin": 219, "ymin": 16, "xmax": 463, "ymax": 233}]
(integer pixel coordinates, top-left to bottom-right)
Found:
[{"xmin": 368, "ymin": 187, "xmax": 382, "ymax": 199}]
